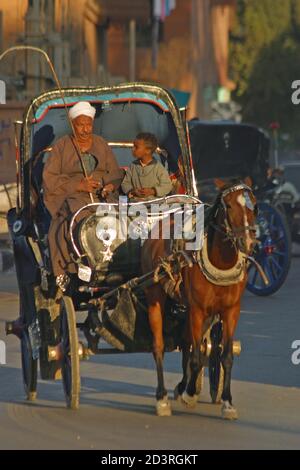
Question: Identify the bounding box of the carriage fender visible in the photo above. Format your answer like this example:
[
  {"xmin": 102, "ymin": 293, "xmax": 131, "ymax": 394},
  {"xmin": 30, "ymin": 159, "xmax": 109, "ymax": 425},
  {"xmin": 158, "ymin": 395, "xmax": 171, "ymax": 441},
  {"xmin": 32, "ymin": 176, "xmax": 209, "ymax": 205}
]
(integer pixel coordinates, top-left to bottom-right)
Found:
[
  {"xmin": 12, "ymin": 235, "xmax": 39, "ymax": 284},
  {"xmin": 7, "ymin": 208, "xmax": 39, "ymax": 284}
]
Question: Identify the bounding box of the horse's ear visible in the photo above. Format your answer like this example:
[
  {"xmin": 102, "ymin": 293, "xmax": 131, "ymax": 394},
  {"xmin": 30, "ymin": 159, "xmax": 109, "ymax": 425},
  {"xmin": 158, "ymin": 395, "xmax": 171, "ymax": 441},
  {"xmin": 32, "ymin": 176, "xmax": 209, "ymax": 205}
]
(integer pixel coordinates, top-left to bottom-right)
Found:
[
  {"xmin": 214, "ymin": 178, "xmax": 226, "ymax": 190},
  {"xmin": 244, "ymin": 176, "xmax": 253, "ymax": 188}
]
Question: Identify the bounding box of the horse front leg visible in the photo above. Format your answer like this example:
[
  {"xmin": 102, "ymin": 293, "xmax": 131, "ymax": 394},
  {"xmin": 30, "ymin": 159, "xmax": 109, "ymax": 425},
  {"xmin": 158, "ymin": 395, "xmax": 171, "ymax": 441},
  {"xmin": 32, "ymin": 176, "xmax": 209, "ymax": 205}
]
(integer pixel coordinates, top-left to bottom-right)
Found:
[
  {"xmin": 174, "ymin": 340, "xmax": 190, "ymax": 400},
  {"xmin": 181, "ymin": 305, "xmax": 204, "ymax": 409},
  {"xmin": 174, "ymin": 315, "xmax": 191, "ymax": 399},
  {"xmin": 146, "ymin": 287, "xmax": 171, "ymax": 416},
  {"xmin": 220, "ymin": 305, "xmax": 240, "ymax": 420}
]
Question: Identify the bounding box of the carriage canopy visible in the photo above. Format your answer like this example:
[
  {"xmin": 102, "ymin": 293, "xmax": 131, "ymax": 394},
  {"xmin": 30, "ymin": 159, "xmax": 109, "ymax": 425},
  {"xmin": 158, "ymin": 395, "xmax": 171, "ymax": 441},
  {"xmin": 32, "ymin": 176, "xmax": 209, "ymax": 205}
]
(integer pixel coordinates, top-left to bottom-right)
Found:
[
  {"xmin": 19, "ymin": 83, "xmax": 196, "ymax": 209},
  {"xmin": 189, "ymin": 120, "xmax": 270, "ymax": 193}
]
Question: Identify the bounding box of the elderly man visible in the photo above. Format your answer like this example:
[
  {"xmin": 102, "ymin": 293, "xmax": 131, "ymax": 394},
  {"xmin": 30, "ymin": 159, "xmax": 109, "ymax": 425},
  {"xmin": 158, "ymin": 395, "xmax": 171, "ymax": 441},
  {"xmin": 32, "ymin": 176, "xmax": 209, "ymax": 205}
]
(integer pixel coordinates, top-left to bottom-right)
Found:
[{"xmin": 43, "ymin": 101, "xmax": 123, "ymax": 291}]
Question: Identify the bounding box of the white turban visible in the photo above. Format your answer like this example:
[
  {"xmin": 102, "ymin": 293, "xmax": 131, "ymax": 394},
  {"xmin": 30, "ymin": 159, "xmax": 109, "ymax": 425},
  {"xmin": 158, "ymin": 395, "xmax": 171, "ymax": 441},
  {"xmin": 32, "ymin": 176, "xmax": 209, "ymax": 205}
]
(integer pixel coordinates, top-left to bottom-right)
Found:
[{"xmin": 69, "ymin": 101, "xmax": 96, "ymax": 120}]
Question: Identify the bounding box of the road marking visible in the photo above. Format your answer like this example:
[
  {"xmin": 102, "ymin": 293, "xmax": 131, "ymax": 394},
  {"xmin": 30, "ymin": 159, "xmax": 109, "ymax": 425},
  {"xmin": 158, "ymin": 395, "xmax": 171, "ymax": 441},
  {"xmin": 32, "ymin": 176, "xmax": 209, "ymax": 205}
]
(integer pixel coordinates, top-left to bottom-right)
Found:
[{"xmin": 0, "ymin": 340, "xmax": 6, "ymax": 365}]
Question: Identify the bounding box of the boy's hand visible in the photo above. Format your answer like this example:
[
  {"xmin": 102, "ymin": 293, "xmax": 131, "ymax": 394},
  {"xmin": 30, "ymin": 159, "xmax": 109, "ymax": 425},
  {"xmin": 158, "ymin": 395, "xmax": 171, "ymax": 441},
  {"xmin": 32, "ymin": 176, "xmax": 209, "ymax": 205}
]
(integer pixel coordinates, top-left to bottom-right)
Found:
[
  {"xmin": 128, "ymin": 189, "xmax": 143, "ymax": 198},
  {"xmin": 128, "ymin": 188, "xmax": 156, "ymax": 198},
  {"xmin": 139, "ymin": 188, "xmax": 156, "ymax": 197},
  {"xmin": 77, "ymin": 176, "xmax": 100, "ymax": 193}
]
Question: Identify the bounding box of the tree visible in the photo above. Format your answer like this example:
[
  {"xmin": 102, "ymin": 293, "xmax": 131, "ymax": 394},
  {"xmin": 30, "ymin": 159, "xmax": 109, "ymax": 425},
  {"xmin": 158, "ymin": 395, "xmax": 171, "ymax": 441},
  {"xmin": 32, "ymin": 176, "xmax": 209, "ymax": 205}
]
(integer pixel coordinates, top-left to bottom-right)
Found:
[
  {"xmin": 230, "ymin": 0, "xmax": 292, "ymax": 97},
  {"xmin": 229, "ymin": 0, "xmax": 300, "ymax": 139},
  {"xmin": 243, "ymin": 34, "xmax": 300, "ymax": 135}
]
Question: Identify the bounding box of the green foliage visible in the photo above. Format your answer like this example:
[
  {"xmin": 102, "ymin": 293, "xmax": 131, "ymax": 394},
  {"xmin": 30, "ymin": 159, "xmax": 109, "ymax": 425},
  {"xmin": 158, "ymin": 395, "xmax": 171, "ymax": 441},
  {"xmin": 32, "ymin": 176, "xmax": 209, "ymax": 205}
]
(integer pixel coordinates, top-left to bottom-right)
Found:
[
  {"xmin": 291, "ymin": 0, "xmax": 300, "ymax": 36},
  {"xmin": 230, "ymin": 0, "xmax": 300, "ymax": 140},
  {"xmin": 244, "ymin": 35, "xmax": 300, "ymax": 134}
]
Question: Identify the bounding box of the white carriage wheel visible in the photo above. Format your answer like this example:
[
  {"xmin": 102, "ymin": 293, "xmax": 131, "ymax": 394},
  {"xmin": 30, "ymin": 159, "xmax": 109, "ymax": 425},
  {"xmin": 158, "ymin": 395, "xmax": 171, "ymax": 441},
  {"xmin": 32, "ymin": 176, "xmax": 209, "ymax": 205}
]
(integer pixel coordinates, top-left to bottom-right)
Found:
[
  {"xmin": 209, "ymin": 363, "xmax": 224, "ymax": 404},
  {"xmin": 195, "ymin": 367, "xmax": 205, "ymax": 396},
  {"xmin": 60, "ymin": 296, "xmax": 80, "ymax": 410}
]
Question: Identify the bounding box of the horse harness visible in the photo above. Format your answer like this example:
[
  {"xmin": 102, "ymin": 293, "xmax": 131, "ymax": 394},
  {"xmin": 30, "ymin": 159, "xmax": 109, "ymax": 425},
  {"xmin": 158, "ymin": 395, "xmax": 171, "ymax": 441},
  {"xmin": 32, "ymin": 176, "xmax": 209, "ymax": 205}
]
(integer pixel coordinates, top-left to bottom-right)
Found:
[
  {"xmin": 210, "ymin": 183, "xmax": 257, "ymax": 246},
  {"xmin": 196, "ymin": 183, "xmax": 257, "ymax": 286},
  {"xmin": 155, "ymin": 183, "xmax": 258, "ymax": 294}
]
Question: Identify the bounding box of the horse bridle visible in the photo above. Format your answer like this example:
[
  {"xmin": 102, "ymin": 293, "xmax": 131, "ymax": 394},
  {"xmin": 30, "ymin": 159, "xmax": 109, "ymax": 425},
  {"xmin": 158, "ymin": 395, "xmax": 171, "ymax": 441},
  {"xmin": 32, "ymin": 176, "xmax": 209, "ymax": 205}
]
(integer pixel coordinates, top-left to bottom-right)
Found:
[{"xmin": 210, "ymin": 183, "xmax": 257, "ymax": 250}]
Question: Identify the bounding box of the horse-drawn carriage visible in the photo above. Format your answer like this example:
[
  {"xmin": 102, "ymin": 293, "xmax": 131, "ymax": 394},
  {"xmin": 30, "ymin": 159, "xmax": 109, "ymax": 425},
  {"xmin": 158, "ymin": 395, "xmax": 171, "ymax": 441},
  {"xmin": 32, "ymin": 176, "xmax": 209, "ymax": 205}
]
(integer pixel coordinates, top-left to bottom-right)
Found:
[
  {"xmin": 189, "ymin": 120, "xmax": 291, "ymax": 296},
  {"xmin": 5, "ymin": 82, "xmax": 259, "ymax": 419},
  {"xmin": 4, "ymin": 83, "xmax": 197, "ymax": 407}
]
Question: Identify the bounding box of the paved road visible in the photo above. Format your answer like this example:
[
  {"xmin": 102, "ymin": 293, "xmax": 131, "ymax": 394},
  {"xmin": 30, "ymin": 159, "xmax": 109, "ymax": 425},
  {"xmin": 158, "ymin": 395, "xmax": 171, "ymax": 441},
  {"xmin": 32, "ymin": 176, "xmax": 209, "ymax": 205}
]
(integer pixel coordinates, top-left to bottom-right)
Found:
[{"xmin": 0, "ymin": 258, "xmax": 299, "ymax": 450}]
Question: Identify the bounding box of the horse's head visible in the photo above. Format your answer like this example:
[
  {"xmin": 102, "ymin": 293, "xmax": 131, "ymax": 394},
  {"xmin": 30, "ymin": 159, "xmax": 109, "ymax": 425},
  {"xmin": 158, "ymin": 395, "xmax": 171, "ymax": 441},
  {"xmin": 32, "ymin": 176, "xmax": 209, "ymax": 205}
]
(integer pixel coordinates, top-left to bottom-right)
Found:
[{"xmin": 214, "ymin": 177, "xmax": 257, "ymax": 255}]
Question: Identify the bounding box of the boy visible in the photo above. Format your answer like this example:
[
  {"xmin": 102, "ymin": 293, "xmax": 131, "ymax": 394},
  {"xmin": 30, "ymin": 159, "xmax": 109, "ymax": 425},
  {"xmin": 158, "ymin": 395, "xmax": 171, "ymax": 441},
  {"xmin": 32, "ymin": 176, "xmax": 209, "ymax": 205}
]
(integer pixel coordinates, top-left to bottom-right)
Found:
[{"xmin": 121, "ymin": 133, "xmax": 172, "ymax": 200}]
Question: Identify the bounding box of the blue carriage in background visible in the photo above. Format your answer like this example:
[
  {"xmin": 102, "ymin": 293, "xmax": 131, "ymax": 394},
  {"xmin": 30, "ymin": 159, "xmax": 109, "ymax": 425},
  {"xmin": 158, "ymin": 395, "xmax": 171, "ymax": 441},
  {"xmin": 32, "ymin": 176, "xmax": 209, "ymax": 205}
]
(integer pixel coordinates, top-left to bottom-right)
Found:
[{"xmin": 188, "ymin": 120, "xmax": 291, "ymax": 296}]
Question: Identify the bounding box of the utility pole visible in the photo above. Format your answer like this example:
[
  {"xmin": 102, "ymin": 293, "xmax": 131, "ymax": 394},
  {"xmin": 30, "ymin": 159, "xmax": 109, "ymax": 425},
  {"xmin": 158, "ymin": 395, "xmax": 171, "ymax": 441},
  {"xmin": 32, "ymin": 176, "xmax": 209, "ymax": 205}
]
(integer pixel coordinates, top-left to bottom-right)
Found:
[
  {"xmin": 129, "ymin": 19, "xmax": 136, "ymax": 82},
  {"xmin": 0, "ymin": 11, "xmax": 3, "ymax": 54},
  {"xmin": 24, "ymin": 0, "xmax": 45, "ymax": 97},
  {"xmin": 190, "ymin": 0, "xmax": 216, "ymax": 118}
]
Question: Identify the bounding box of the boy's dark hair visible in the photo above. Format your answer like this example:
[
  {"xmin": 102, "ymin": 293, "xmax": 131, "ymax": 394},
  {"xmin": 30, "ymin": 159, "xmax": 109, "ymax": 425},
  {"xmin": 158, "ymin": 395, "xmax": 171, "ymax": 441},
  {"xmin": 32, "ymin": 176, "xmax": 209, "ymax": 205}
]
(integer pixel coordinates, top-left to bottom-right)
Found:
[{"xmin": 135, "ymin": 132, "xmax": 158, "ymax": 153}]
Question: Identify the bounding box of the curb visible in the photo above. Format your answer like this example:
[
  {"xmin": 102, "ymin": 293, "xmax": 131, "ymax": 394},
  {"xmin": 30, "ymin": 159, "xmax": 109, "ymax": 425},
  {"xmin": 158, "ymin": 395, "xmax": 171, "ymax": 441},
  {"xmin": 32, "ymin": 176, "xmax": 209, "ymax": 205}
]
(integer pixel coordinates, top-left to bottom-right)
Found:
[{"xmin": 0, "ymin": 249, "xmax": 14, "ymax": 272}]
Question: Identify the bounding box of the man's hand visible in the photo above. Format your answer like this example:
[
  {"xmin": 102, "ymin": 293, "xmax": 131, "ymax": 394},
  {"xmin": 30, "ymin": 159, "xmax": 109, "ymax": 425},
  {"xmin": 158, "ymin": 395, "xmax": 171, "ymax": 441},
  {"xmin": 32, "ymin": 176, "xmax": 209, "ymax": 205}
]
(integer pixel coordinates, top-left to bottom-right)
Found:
[
  {"xmin": 77, "ymin": 176, "xmax": 100, "ymax": 193},
  {"xmin": 101, "ymin": 183, "xmax": 115, "ymax": 196}
]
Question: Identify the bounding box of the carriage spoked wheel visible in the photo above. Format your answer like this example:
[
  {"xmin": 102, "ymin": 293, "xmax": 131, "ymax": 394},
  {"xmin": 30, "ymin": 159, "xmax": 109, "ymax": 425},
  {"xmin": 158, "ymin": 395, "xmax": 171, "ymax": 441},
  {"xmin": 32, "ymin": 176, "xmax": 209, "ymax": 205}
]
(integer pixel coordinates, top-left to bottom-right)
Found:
[
  {"xmin": 21, "ymin": 329, "xmax": 38, "ymax": 401},
  {"xmin": 208, "ymin": 321, "xmax": 224, "ymax": 404},
  {"xmin": 246, "ymin": 202, "xmax": 291, "ymax": 296},
  {"xmin": 60, "ymin": 296, "xmax": 80, "ymax": 410},
  {"xmin": 195, "ymin": 367, "xmax": 205, "ymax": 396}
]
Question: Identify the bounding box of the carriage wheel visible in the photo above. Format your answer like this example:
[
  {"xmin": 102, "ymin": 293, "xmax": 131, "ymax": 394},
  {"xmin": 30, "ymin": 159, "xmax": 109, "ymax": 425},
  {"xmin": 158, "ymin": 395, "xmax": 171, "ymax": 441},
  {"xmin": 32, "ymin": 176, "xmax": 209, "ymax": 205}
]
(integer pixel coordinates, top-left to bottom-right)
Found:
[
  {"xmin": 195, "ymin": 367, "xmax": 204, "ymax": 396},
  {"xmin": 246, "ymin": 202, "xmax": 291, "ymax": 296},
  {"xmin": 60, "ymin": 296, "xmax": 80, "ymax": 410},
  {"xmin": 209, "ymin": 361, "xmax": 224, "ymax": 404},
  {"xmin": 209, "ymin": 321, "xmax": 224, "ymax": 404},
  {"xmin": 21, "ymin": 329, "xmax": 38, "ymax": 401}
]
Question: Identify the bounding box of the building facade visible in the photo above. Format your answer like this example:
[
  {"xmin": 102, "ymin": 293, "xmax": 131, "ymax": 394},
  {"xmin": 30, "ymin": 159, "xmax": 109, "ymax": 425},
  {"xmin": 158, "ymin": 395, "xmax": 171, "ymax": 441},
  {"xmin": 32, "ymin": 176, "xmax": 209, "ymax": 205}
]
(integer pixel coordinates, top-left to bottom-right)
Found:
[
  {"xmin": 0, "ymin": 0, "xmax": 151, "ymax": 100},
  {"xmin": 0, "ymin": 0, "xmax": 234, "ymax": 187}
]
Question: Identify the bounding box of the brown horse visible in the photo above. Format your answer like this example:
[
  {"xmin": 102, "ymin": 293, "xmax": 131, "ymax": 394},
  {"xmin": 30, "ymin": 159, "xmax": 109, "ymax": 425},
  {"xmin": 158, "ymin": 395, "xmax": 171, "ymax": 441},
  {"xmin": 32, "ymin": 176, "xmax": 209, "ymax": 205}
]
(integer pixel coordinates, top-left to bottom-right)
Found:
[{"xmin": 141, "ymin": 178, "xmax": 257, "ymax": 418}]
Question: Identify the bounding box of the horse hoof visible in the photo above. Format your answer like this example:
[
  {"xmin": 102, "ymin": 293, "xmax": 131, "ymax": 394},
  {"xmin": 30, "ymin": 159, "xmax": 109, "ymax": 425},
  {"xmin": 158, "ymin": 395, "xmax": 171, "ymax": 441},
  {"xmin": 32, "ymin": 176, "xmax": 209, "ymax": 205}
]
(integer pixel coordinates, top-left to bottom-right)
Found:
[
  {"xmin": 174, "ymin": 385, "xmax": 182, "ymax": 401},
  {"xmin": 26, "ymin": 391, "xmax": 37, "ymax": 401},
  {"xmin": 181, "ymin": 391, "xmax": 198, "ymax": 409},
  {"xmin": 221, "ymin": 401, "xmax": 238, "ymax": 420},
  {"xmin": 156, "ymin": 397, "xmax": 172, "ymax": 417}
]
